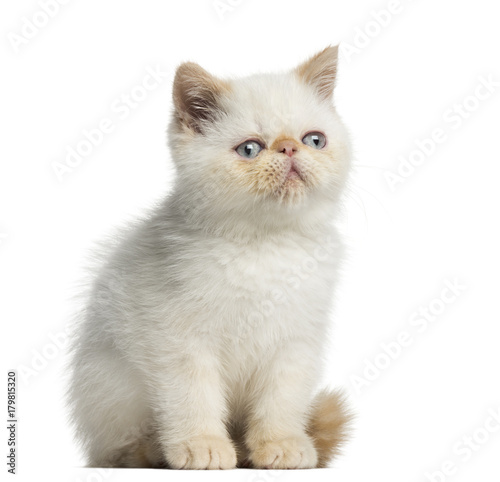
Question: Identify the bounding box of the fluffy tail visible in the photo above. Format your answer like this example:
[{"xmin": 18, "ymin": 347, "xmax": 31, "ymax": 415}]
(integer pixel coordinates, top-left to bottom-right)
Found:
[{"xmin": 307, "ymin": 389, "xmax": 353, "ymax": 468}]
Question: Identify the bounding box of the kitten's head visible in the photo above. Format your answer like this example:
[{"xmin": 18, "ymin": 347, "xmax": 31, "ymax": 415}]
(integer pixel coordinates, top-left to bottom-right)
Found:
[{"xmin": 168, "ymin": 47, "xmax": 351, "ymax": 233}]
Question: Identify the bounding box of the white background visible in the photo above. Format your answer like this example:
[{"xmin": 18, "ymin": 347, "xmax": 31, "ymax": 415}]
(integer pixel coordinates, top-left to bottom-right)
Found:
[{"xmin": 1, "ymin": 0, "xmax": 499, "ymax": 481}]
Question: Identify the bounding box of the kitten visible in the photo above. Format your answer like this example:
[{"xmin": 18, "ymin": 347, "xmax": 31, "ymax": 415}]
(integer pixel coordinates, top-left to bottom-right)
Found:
[{"xmin": 68, "ymin": 46, "xmax": 352, "ymax": 470}]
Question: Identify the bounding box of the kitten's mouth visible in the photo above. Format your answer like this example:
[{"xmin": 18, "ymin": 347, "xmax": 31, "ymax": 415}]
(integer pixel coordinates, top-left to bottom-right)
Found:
[
  {"xmin": 286, "ymin": 161, "xmax": 303, "ymax": 181},
  {"xmin": 264, "ymin": 158, "xmax": 309, "ymax": 204}
]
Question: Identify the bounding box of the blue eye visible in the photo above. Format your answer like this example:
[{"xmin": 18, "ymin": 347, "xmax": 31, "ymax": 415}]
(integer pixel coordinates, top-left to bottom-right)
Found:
[
  {"xmin": 302, "ymin": 132, "xmax": 327, "ymax": 149},
  {"xmin": 236, "ymin": 140, "xmax": 263, "ymax": 159}
]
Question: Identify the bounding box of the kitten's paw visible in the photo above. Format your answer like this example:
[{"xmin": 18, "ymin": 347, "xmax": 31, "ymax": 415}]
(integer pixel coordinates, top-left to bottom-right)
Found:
[
  {"xmin": 250, "ymin": 435, "xmax": 318, "ymax": 469},
  {"xmin": 166, "ymin": 435, "xmax": 237, "ymax": 470}
]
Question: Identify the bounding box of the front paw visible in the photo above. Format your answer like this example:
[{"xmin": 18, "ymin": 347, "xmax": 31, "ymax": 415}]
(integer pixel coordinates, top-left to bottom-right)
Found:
[
  {"xmin": 166, "ymin": 435, "xmax": 237, "ymax": 469},
  {"xmin": 249, "ymin": 435, "xmax": 318, "ymax": 469}
]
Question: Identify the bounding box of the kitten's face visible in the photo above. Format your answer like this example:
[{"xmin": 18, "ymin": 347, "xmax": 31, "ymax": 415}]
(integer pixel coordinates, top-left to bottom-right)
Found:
[{"xmin": 169, "ymin": 47, "xmax": 351, "ymax": 224}]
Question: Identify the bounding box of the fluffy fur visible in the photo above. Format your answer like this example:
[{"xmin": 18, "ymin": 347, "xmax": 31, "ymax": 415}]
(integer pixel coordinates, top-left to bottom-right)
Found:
[{"xmin": 68, "ymin": 46, "xmax": 353, "ymax": 469}]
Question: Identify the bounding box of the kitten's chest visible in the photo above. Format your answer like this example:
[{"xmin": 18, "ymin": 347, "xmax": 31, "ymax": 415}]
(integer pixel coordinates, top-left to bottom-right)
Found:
[
  {"xmin": 186, "ymin": 231, "xmax": 341, "ymax": 320},
  {"xmin": 216, "ymin": 238, "xmax": 323, "ymax": 293}
]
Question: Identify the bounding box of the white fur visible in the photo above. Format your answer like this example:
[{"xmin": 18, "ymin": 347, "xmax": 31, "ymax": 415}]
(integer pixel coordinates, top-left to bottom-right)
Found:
[{"xmin": 68, "ymin": 48, "xmax": 352, "ymax": 469}]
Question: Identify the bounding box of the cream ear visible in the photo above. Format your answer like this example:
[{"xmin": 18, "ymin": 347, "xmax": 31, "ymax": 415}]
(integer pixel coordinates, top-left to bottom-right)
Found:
[
  {"xmin": 295, "ymin": 46, "xmax": 339, "ymax": 100},
  {"xmin": 172, "ymin": 62, "xmax": 230, "ymax": 133}
]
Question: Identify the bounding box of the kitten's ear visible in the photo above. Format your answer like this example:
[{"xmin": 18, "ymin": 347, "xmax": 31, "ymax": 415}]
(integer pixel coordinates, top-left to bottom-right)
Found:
[
  {"xmin": 295, "ymin": 46, "xmax": 339, "ymax": 101},
  {"xmin": 173, "ymin": 62, "xmax": 229, "ymax": 134}
]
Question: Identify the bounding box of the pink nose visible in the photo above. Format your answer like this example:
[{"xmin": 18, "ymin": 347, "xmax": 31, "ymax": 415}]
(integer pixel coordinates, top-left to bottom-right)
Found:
[{"xmin": 276, "ymin": 140, "xmax": 298, "ymax": 157}]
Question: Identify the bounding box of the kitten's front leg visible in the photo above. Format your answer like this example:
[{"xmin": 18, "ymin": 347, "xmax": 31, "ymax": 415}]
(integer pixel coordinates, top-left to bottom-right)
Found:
[
  {"xmin": 245, "ymin": 339, "xmax": 320, "ymax": 469},
  {"xmin": 153, "ymin": 342, "xmax": 236, "ymax": 470}
]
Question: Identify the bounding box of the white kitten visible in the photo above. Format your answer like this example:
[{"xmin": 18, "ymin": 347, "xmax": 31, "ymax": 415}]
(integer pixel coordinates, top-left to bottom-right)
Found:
[{"xmin": 68, "ymin": 46, "xmax": 352, "ymax": 470}]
